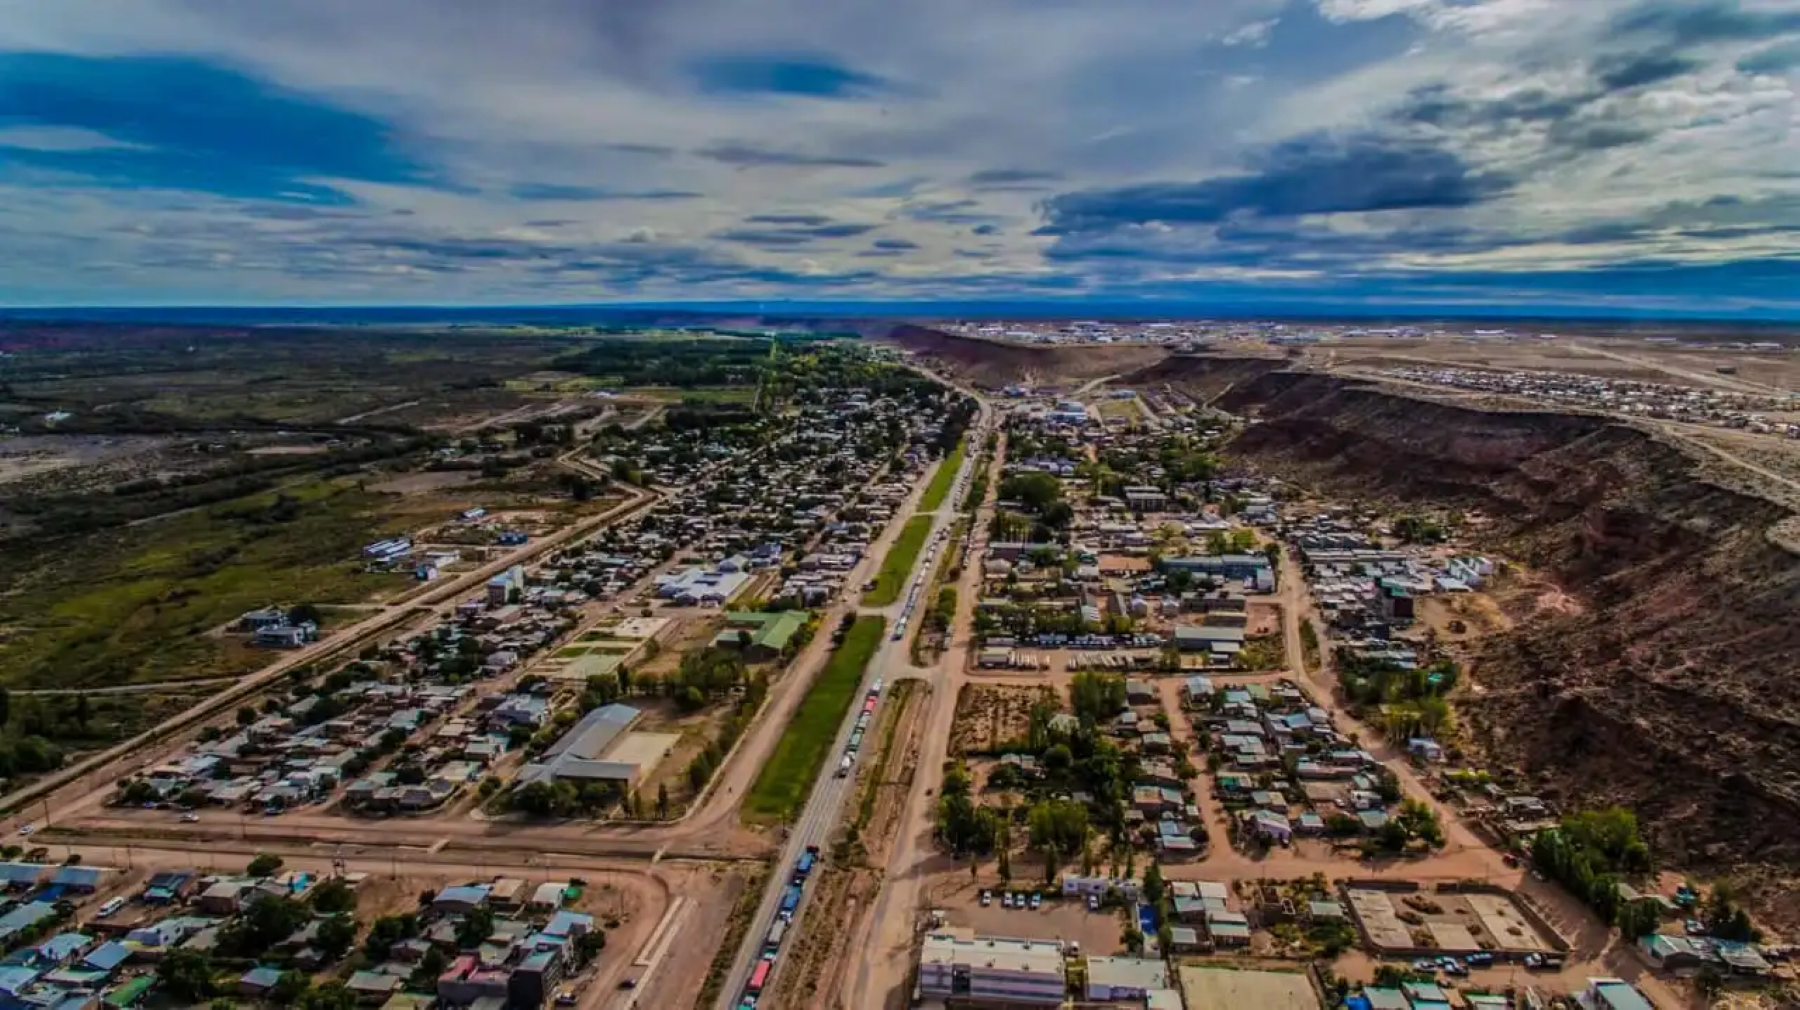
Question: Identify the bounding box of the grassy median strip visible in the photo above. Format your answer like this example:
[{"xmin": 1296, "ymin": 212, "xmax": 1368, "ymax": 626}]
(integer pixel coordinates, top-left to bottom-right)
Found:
[
  {"xmin": 918, "ymin": 437, "xmax": 967, "ymax": 512},
  {"xmin": 864, "ymin": 515, "xmax": 933, "ymax": 607},
  {"xmin": 744, "ymin": 615, "xmax": 887, "ymax": 823}
]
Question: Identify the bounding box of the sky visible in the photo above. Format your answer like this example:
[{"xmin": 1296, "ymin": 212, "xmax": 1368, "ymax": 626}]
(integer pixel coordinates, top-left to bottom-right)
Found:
[{"xmin": 0, "ymin": 0, "xmax": 1797, "ymax": 315}]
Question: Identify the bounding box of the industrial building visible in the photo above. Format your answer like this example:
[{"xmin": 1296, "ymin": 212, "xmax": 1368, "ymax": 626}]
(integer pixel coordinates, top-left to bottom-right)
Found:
[
  {"xmin": 515, "ymin": 704, "xmax": 675, "ymax": 791},
  {"xmin": 917, "ymin": 931, "xmax": 1066, "ymax": 1007}
]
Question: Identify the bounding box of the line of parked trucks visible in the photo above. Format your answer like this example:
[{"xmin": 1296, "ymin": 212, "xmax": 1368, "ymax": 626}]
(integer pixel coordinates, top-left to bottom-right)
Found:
[
  {"xmin": 837, "ymin": 678, "xmax": 884, "ymax": 778},
  {"xmin": 738, "ymin": 843, "xmax": 823, "ymax": 1008}
]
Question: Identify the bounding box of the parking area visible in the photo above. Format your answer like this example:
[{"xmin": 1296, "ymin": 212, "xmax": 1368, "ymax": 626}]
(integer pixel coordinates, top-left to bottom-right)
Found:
[{"xmin": 927, "ymin": 873, "xmax": 1123, "ymax": 956}]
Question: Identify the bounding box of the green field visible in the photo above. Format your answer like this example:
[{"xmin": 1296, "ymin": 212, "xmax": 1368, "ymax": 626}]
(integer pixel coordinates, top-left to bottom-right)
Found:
[
  {"xmin": 864, "ymin": 516, "xmax": 933, "ymax": 607},
  {"xmin": 0, "ymin": 479, "xmax": 417, "ymax": 689},
  {"xmin": 743, "ymin": 615, "xmax": 886, "ymax": 823},
  {"xmin": 918, "ymin": 437, "xmax": 967, "ymax": 513}
]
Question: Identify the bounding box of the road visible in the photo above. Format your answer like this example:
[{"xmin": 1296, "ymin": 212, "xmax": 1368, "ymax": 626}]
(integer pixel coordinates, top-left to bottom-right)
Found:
[
  {"xmin": 715, "ymin": 406, "xmax": 990, "ymax": 1010},
  {"xmin": 846, "ymin": 426, "xmax": 1006, "ymax": 1010}
]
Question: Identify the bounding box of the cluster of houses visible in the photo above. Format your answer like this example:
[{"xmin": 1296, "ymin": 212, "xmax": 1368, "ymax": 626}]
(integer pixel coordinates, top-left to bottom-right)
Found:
[
  {"xmin": 1283, "ymin": 510, "xmax": 1492, "ymax": 637},
  {"xmin": 129, "ymin": 678, "xmax": 480, "ymax": 814},
  {"xmin": 558, "ymin": 387, "xmax": 951, "ymax": 611},
  {"xmin": 1381, "ymin": 364, "xmax": 1798, "ymax": 435},
  {"xmin": 1182, "ymin": 677, "xmax": 1407, "ymax": 847},
  {"xmin": 0, "ymin": 860, "xmax": 609, "ymax": 1010}
]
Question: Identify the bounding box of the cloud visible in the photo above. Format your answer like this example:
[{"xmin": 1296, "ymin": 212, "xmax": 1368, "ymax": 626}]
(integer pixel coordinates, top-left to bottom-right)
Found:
[
  {"xmin": 693, "ymin": 143, "xmax": 885, "ymax": 168},
  {"xmin": 968, "ymin": 168, "xmax": 1064, "ymax": 188},
  {"xmin": 1221, "ymin": 17, "xmax": 1279, "ymax": 47},
  {"xmin": 1039, "ymin": 132, "xmax": 1511, "ymax": 234},
  {"xmin": 1611, "ymin": 1, "xmax": 1800, "ymax": 45},
  {"xmin": 714, "ymin": 220, "xmax": 878, "ymax": 247},
  {"xmin": 688, "ymin": 53, "xmax": 896, "ymax": 99},
  {"xmin": 508, "ymin": 183, "xmax": 701, "ymax": 201},
  {"xmin": 744, "ymin": 213, "xmax": 834, "ymax": 226},
  {"xmin": 871, "ymin": 237, "xmax": 919, "ymax": 250},
  {"xmin": 0, "ymin": 0, "xmax": 1791, "ymax": 313},
  {"xmin": 1591, "ymin": 50, "xmax": 1698, "ymax": 90},
  {"xmin": 1738, "ymin": 41, "xmax": 1800, "ymax": 74},
  {"xmin": 0, "ymin": 52, "xmax": 430, "ymax": 202}
]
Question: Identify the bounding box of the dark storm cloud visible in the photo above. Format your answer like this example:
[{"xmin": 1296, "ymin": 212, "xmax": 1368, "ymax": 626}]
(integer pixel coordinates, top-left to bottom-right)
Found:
[
  {"xmin": 508, "ymin": 183, "xmax": 701, "ymax": 201},
  {"xmin": 713, "ymin": 220, "xmax": 878, "ymax": 247},
  {"xmin": 694, "ymin": 143, "xmax": 885, "ymax": 168},
  {"xmin": 744, "ymin": 213, "xmax": 833, "ymax": 226},
  {"xmin": 1038, "ymin": 132, "xmax": 1511, "ymax": 234}
]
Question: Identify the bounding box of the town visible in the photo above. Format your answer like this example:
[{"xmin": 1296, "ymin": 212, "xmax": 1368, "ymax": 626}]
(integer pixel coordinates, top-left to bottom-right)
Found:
[{"xmin": 0, "ymin": 328, "xmax": 1787, "ymax": 1010}]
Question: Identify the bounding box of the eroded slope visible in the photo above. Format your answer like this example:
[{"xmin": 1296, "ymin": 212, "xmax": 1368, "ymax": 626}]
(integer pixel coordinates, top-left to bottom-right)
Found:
[{"xmin": 1221, "ymin": 369, "xmax": 1800, "ymax": 909}]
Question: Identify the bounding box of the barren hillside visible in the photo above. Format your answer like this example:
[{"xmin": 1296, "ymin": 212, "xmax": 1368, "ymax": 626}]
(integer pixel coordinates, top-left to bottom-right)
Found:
[
  {"xmin": 1218, "ymin": 367, "xmax": 1800, "ymax": 922},
  {"xmin": 877, "ymin": 325, "xmax": 1165, "ymax": 387}
]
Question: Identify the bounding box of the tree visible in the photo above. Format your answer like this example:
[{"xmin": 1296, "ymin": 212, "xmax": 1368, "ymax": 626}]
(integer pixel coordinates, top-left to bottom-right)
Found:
[
  {"xmin": 309, "ymin": 877, "xmax": 357, "ymax": 914},
  {"xmin": 158, "ymin": 950, "xmax": 215, "ymax": 1002},
  {"xmin": 1121, "ymin": 925, "xmax": 1145, "ymax": 954},
  {"xmin": 316, "ymin": 915, "xmax": 358, "ymax": 959},
  {"xmin": 1695, "ymin": 964, "xmax": 1724, "ymax": 1000},
  {"xmin": 363, "ymin": 914, "xmax": 420, "ymax": 961},
  {"xmin": 656, "ymin": 783, "xmax": 670, "ymax": 820},
  {"xmin": 272, "ymin": 970, "xmax": 312, "ymax": 1005},
  {"xmin": 237, "ymin": 706, "xmax": 258, "ymax": 726},
  {"xmin": 575, "ymin": 929, "xmax": 607, "ymax": 965},
  {"xmin": 297, "ymin": 983, "xmax": 357, "ymax": 1010},
  {"xmin": 247, "ymin": 853, "xmax": 284, "ymax": 878},
  {"xmin": 1616, "ymin": 900, "xmax": 1662, "ymax": 941},
  {"xmin": 1069, "ymin": 672, "xmax": 1127, "ymax": 724},
  {"xmin": 457, "ymin": 905, "xmax": 495, "ymax": 948},
  {"xmin": 410, "ymin": 946, "xmax": 448, "ymax": 988},
  {"xmin": 1143, "ymin": 863, "xmax": 1166, "ymax": 907},
  {"xmin": 287, "ymin": 603, "xmax": 324, "ymax": 626},
  {"xmin": 0, "ymin": 685, "xmax": 10, "ymax": 728}
]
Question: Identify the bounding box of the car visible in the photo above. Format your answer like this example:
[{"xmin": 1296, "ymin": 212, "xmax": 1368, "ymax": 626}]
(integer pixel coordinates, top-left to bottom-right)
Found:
[
  {"xmin": 1442, "ymin": 958, "xmax": 1467, "ymax": 976},
  {"xmin": 1000, "ymin": 893, "xmax": 1013, "ymax": 909},
  {"xmin": 979, "ymin": 890, "xmax": 992, "ymax": 907},
  {"xmin": 1087, "ymin": 894, "xmax": 1100, "ymax": 912},
  {"xmin": 15, "ymin": 825, "xmax": 31, "ymax": 836},
  {"xmin": 180, "ymin": 813, "xmax": 200, "ymax": 823},
  {"xmin": 554, "ymin": 989, "xmax": 578, "ymax": 1006},
  {"xmin": 1411, "ymin": 958, "xmax": 1439, "ymax": 973},
  {"xmin": 1466, "ymin": 953, "xmax": 1494, "ymax": 968},
  {"xmin": 1684, "ymin": 919, "xmax": 1707, "ymax": 935},
  {"xmin": 617, "ymin": 978, "xmax": 637, "ymax": 989},
  {"xmin": 1028, "ymin": 893, "xmax": 1042, "ymax": 911}
]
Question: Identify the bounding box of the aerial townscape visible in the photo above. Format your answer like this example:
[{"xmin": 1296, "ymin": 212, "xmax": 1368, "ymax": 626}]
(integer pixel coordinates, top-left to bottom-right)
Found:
[
  {"xmin": 0, "ymin": 316, "xmax": 1797, "ymax": 1010},
  {"xmin": 2, "ymin": 1, "xmax": 1799, "ymax": 1009}
]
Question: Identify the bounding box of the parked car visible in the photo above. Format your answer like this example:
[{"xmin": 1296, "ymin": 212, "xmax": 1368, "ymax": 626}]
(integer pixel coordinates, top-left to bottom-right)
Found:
[
  {"xmin": 1028, "ymin": 893, "xmax": 1042, "ymax": 911},
  {"xmin": 1087, "ymin": 894, "xmax": 1100, "ymax": 912},
  {"xmin": 1001, "ymin": 893, "xmax": 1013, "ymax": 909},
  {"xmin": 1466, "ymin": 953, "xmax": 1494, "ymax": 968},
  {"xmin": 979, "ymin": 890, "xmax": 991, "ymax": 907},
  {"xmin": 15, "ymin": 824, "xmax": 32, "ymax": 836}
]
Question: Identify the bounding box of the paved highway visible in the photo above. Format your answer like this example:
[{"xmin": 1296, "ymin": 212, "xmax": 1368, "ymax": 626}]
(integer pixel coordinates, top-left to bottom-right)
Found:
[{"xmin": 715, "ymin": 406, "xmax": 989, "ymax": 1010}]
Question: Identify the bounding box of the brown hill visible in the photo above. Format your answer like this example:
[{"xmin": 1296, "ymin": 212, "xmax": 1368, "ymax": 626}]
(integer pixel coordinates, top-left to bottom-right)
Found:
[
  {"xmin": 1220, "ymin": 367, "xmax": 1800, "ymax": 923},
  {"xmin": 877, "ymin": 325, "xmax": 1166, "ymax": 388}
]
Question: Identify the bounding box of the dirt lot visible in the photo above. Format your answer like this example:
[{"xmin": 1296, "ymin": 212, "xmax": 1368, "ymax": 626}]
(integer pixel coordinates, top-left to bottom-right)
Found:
[
  {"xmin": 1344, "ymin": 886, "xmax": 1558, "ymax": 955},
  {"xmin": 370, "ymin": 470, "xmax": 485, "ymax": 495},
  {"xmin": 949, "ymin": 683, "xmax": 1060, "ymax": 756}
]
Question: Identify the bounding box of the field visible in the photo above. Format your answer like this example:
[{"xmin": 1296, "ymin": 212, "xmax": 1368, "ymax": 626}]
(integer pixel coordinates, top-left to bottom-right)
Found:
[
  {"xmin": 864, "ymin": 516, "xmax": 933, "ymax": 606},
  {"xmin": 743, "ymin": 615, "xmax": 886, "ymax": 823},
  {"xmin": 948, "ymin": 683, "xmax": 1060, "ymax": 755},
  {"xmin": 0, "ymin": 478, "xmax": 422, "ymax": 688},
  {"xmin": 918, "ymin": 437, "xmax": 967, "ymax": 512}
]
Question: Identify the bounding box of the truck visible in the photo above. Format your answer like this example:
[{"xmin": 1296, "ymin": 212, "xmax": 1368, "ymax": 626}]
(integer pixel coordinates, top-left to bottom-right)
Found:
[
  {"xmin": 836, "ymin": 753, "xmax": 855, "ymax": 777},
  {"xmin": 778, "ymin": 885, "xmax": 801, "ymax": 919},
  {"xmin": 763, "ymin": 918, "xmax": 788, "ymax": 954},
  {"xmin": 794, "ymin": 850, "xmax": 816, "ymax": 880}
]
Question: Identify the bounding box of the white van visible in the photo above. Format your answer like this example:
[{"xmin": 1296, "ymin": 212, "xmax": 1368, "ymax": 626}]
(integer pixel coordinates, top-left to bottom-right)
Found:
[{"xmin": 96, "ymin": 897, "xmax": 126, "ymax": 918}]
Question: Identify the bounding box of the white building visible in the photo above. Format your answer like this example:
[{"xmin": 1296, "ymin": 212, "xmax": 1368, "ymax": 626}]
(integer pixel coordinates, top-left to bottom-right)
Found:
[{"xmin": 917, "ymin": 932, "xmax": 1066, "ymax": 1007}]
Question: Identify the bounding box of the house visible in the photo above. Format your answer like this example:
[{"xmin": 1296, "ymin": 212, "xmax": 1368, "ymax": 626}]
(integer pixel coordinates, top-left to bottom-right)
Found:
[
  {"xmin": 1242, "ymin": 809, "xmax": 1292, "ymax": 844},
  {"xmin": 142, "ymin": 871, "xmax": 197, "ymax": 904},
  {"xmin": 712, "ymin": 611, "xmax": 808, "ymax": 660},
  {"xmin": 239, "ymin": 966, "xmax": 284, "ymax": 997},
  {"xmin": 432, "ymin": 885, "xmax": 491, "ymax": 915},
  {"xmin": 1085, "ymin": 956, "xmax": 1169, "ymax": 1002},
  {"xmin": 198, "ymin": 880, "xmax": 252, "ymax": 914}
]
